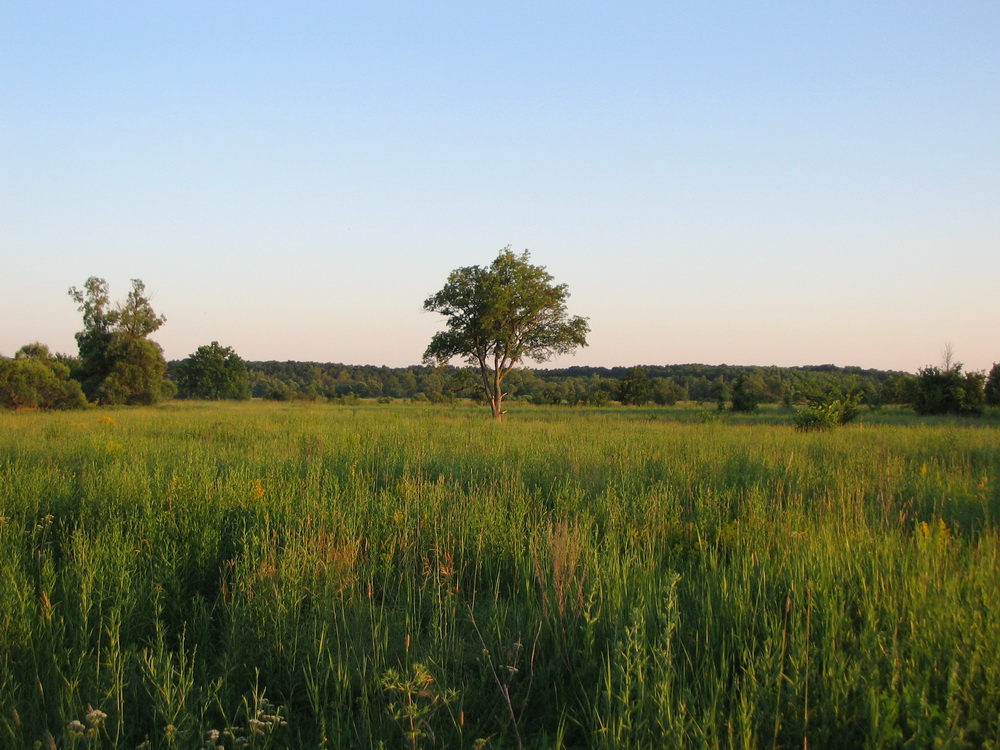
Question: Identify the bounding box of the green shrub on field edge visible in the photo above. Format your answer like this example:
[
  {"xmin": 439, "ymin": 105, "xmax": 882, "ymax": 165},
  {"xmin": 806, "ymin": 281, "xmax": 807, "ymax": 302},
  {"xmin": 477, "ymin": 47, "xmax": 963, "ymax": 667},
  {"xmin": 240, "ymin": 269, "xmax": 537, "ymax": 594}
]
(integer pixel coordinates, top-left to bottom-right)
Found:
[{"xmin": 794, "ymin": 390, "xmax": 863, "ymax": 431}]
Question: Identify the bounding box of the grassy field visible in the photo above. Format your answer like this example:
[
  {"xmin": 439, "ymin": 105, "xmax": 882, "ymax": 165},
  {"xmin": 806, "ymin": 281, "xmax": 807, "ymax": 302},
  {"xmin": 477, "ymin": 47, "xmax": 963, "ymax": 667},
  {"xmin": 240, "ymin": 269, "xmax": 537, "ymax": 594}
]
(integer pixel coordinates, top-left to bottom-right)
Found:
[{"xmin": 1, "ymin": 401, "xmax": 998, "ymax": 748}]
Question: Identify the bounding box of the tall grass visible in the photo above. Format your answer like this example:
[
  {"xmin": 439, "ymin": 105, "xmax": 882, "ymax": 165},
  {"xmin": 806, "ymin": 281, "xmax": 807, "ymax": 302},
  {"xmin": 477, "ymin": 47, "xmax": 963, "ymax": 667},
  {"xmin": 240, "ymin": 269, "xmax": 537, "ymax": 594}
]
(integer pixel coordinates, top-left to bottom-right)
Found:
[{"xmin": 1, "ymin": 402, "xmax": 998, "ymax": 748}]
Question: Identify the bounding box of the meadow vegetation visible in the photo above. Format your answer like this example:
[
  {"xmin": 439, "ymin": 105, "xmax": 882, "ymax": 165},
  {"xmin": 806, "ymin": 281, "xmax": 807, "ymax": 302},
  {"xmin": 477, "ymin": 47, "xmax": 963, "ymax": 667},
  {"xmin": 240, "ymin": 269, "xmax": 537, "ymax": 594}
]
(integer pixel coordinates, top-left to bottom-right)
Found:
[{"xmin": 1, "ymin": 401, "xmax": 998, "ymax": 748}]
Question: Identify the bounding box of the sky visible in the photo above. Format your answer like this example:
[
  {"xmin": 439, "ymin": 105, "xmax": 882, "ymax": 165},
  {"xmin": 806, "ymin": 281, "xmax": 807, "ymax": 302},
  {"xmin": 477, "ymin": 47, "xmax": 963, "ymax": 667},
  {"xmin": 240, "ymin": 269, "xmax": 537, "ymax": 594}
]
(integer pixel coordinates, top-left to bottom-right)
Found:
[{"xmin": 2, "ymin": 2, "xmax": 998, "ymax": 373}]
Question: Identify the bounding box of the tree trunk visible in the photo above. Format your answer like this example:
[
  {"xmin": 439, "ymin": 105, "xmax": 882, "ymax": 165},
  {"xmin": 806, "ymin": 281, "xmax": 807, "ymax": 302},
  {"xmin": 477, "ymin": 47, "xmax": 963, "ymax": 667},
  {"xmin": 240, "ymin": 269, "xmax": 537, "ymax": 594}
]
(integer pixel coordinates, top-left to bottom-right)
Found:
[
  {"xmin": 488, "ymin": 367, "xmax": 505, "ymax": 421},
  {"xmin": 479, "ymin": 360, "xmax": 506, "ymax": 421},
  {"xmin": 490, "ymin": 393, "xmax": 504, "ymax": 421}
]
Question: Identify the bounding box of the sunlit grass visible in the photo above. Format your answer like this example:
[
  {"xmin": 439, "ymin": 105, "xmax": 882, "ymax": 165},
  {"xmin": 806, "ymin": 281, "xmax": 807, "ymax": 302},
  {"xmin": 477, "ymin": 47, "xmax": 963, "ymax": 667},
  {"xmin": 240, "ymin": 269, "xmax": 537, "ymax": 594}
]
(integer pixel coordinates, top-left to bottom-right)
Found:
[{"xmin": 0, "ymin": 402, "xmax": 998, "ymax": 747}]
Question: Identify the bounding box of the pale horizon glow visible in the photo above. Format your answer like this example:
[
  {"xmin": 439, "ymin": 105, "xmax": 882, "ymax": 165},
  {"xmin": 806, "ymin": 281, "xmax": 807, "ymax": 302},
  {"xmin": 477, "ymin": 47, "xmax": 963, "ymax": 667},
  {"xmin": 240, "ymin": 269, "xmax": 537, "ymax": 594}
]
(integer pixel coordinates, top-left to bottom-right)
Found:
[{"xmin": 3, "ymin": 3, "xmax": 998, "ymax": 374}]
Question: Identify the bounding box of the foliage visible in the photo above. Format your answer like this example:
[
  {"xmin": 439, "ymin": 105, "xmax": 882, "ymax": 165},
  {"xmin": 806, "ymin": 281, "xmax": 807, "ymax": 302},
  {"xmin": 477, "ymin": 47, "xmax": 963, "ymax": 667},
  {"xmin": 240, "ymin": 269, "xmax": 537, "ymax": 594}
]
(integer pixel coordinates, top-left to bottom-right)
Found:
[
  {"xmin": 175, "ymin": 342, "xmax": 250, "ymax": 400},
  {"xmin": 68, "ymin": 277, "xmax": 169, "ymax": 404},
  {"xmin": 881, "ymin": 372, "xmax": 919, "ymax": 405},
  {"xmin": 617, "ymin": 367, "xmax": 652, "ymax": 405},
  {"xmin": 95, "ymin": 337, "xmax": 170, "ymax": 406},
  {"xmin": 729, "ymin": 372, "xmax": 765, "ymax": 412},
  {"xmin": 961, "ymin": 370, "xmax": 987, "ymax": 416},
  {"xmin": 794, "ymin": 389, "xmax": 864, "ymax": 431},
  {"xmin": 67, "ymin": 277, "xmax": 115, "ymax": 396},
  {"xmin": 712, "ymin": 376, "xmax": 729, "ymax": 411},
  {"xmin": 987, "ymin": 363, "xmax": 1000, "ymax": 407},
  {"xmin": 914, "ymin": 366, "xmax": 964, "ymax": 415},
  {"xmin": 588, "ymin": 388, "xmax": 611, "ymax": 406},
  {"xmin": 0, "ymin": 344, "xmax": 87, "ymax": 410},
  {"xmin": 650, "ymin": 377, "xmax": 685, "ymax": 406},
  {"xmin": 914, "ymin": 364, "xmax": 986, "ymax": 416},
  {"xmin": 423, "ymin": 248, "xmax": 589, "ymax": 419},
  {"xmin": 616, "ymin": 369, "xmax": 686, "ymax": 407},
  {"xmin": 229, "ymin": 360, "xmax": 909, "ymax": 407}
]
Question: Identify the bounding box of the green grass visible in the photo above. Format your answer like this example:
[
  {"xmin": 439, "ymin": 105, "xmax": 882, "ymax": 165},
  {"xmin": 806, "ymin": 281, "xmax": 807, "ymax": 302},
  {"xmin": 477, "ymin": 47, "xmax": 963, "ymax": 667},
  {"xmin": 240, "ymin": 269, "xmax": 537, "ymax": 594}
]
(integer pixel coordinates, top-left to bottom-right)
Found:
[{"xmin": 1, "ymin": 401, "xmax": 998, "ymax": 748}]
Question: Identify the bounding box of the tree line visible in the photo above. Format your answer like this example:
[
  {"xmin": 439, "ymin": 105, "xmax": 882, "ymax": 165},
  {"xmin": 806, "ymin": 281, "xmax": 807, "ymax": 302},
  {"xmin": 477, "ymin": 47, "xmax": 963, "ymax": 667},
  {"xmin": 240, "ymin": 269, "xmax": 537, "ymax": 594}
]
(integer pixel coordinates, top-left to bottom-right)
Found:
[
  {"xmin": 2, "ymin": 272, "xmax": 999, "ymax": 416},
  {"xmin": 235, "ymin": 360, "xmax": 891, "ymax": 406}
]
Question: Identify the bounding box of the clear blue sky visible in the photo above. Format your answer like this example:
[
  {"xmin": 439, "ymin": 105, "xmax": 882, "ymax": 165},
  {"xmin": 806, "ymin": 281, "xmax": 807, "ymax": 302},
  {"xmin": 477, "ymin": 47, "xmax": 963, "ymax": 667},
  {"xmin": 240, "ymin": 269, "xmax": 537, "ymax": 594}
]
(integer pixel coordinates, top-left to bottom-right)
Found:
[{"xmin": 3, "ymin": 2, "xmax": 998, "ymax": 372}]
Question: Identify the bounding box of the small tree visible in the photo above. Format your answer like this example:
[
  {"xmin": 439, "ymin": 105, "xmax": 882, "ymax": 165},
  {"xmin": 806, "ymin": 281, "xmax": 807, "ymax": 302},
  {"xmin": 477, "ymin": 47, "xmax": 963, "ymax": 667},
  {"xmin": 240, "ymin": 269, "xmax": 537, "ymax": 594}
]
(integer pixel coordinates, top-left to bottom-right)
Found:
[
  {"xmin": 961, "ymin": 370, "xmax": 986, "ymax": 416},
  {"xmin": 794, "ymin": 387, "xmax": 863, "ymax": 431},
  {"xmin": 985, "ymin": 363, "xmax": 1000, "ymax": 407},
  {"xmin": 914, "ymin": 361, "xmax": 985, "ymax": 417},
  {"xmin": 423, "ymin": 248, "xmax": 589, "ymax": 420},
  {"xmin": 881, "ymin": 372, "xmax": 919, "ymax": 405},
  {"xmin": 68, "ymin": 277, "xmax": 116, "ymax": 396},
  {"xmin": 651, "ymin": 377, "xmax": 686, "ymax": 406},
  {"xmin": 617, "ymin": 367, "xmax": 652, "ymax": 406},
  {"xmin": 68, "ymin": 277, "xmax": 169, "ymax": 404},
  {"xmin": 914, "ymin": 366, "xmax": 964, "ymax": 415},
  {"xmin": 176, "ymin": 342, "xmax": 250, "ymax": 400},
  {"xmin": 730, "ymin": 373, "xmax": 764, "ymax": 413},
  {"xmin": 711, "ymin": 376, "xmax": 729, "ymax": 411}
]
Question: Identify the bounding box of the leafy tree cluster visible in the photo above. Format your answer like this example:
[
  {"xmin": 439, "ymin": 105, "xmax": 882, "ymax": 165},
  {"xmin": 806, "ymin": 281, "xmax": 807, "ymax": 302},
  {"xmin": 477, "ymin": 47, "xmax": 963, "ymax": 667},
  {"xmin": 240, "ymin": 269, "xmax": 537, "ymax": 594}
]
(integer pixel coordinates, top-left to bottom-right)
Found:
[
  {"xmin": 0, "ymin": 344, "xmax": 87, "ymax": 410},
  {"xmin": 68, "ymin": 277, "xmax": 171, "ymax": 405},
  {"xmin": 173, "ymin": 342, "xmax": 250, "ymax": 400},
  {"xmin": 239, "ymin": 362, "xmax": 435, "ymax": 402},
  {"xmin": 615, "ymin": 367, "xmax": 686, "ymax": 406},
  {"xmin": 729, "ymin": 372, "xmax": 767, "ymax": 412},
  {"xmin": 914, "ymin": 364, "xmax": 987, "ymax": 416},
  {"xmin": 987, "ymin": 363, "xmax": 1000, "ymax": 407},
  {"xmin": 540, "ymin": 363, "xmax": 907, "ymax": 409},
  {"xmin": 222, "ymin": 360, "xmax": 915, "ymax": 410}
]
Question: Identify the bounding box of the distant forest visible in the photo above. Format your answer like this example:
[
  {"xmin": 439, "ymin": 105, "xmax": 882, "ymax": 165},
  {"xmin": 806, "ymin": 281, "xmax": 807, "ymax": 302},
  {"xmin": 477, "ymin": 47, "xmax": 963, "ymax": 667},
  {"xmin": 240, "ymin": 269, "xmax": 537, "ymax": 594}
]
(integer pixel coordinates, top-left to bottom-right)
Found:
[{"xmin": 202, "ymin": 360, "xmax": 919, "ymax": 407}]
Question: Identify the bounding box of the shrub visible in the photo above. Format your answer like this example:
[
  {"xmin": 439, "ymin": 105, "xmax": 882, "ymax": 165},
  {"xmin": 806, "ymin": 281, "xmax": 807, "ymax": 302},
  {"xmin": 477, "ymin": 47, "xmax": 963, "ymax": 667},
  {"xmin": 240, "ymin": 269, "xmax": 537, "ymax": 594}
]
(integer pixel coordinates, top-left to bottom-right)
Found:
[
  {"xmin": 794, "ymin": 391, "xmax": 863, "ymax": 431},
  {"xmin": 915, "ymin": 365, "xmax": 986, "ymax": 416},
  {"xmin": 986, "ymin": 363, "xmax": 1000, "ymax": 406},
  {"xmin": 0, "ymin": 355, "xmax": 87, "ymax": 410},
  {"xmin": 794, "ymin": 404, "xmax": 839, "ymax": 431},
  {"xmin": 730, "ymin": 373, "xmax": 765, "ymax": 412}
]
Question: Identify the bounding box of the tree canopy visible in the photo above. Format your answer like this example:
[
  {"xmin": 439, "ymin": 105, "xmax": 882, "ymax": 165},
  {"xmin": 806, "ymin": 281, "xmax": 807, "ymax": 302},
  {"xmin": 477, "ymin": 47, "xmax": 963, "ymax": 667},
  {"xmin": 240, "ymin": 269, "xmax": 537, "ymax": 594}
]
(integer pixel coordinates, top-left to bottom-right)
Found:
[
  {"xmin": 617, "ymin": 367, "xmax": 653, "ymax": 406},
  {"xmin": 423, "ymin": 248, "xmax": 589, "ymax": 419},
  {"xmin": 914, "ymin": 363, "xmax": 986, "ymax": 416},
  {"xmin": 730, "ymin": 372, "xmax": 766, "ymax": 412},
  {"xmin": 176, "ymin": 342, "xmax": 250, "ymax": 400},
  {"xmin": 986, "ymin": 363, "xmax": 1000, "ymax": 407},
  {"xmin": 68, "ymin": 277, "xmax": 169, "ymax": 405}
]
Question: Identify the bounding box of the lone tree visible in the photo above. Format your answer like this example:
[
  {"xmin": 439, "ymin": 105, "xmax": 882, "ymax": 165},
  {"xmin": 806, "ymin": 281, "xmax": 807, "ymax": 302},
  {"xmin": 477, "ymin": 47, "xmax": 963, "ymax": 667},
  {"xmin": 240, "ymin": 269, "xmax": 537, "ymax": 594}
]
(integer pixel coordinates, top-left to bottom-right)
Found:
[
  {"xmin": 175, "ymin": 341, "xmax": 250, "ymax": 400},
  {"xmin": 423, "ymin": 247, "xmax": 589, "ymax": 420}
]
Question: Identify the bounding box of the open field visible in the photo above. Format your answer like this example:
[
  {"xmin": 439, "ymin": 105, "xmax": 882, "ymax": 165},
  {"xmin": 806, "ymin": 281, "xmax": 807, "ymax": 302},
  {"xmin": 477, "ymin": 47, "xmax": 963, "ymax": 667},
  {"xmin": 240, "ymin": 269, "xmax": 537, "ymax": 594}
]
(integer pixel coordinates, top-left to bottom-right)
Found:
[{"xmin": 1, "ymin": 402, "xmax": 999, "ymax": 748}]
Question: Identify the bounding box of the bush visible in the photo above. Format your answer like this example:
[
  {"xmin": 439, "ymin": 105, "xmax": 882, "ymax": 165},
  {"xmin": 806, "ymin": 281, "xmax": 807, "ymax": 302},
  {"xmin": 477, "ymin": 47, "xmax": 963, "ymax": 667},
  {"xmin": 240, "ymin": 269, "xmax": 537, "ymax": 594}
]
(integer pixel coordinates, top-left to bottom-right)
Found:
[
  {"xmin": 0, "ymin": 355, "xmax": 87, "ymax": 410},
  {"xmin": 794, "ymin": 391, "xmax": 863, "ymax": 431},
  {"xmin": 730, "ymin": 373, "xmax": 765, "ymax": 412},
  {"xmin": 794, "ymin": 404, "xmax": 839, "ymax": 431},
  {"xmin": 986, "ymin": 363, "xmax": 1000, "ymax": 406},
  {"xmin": 915, "ymin": 365, "xmax": 986, "ymax": 416},
  {"xmin": 588, "ymin": 389, "xmax": 610, "ymax": 407}
]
